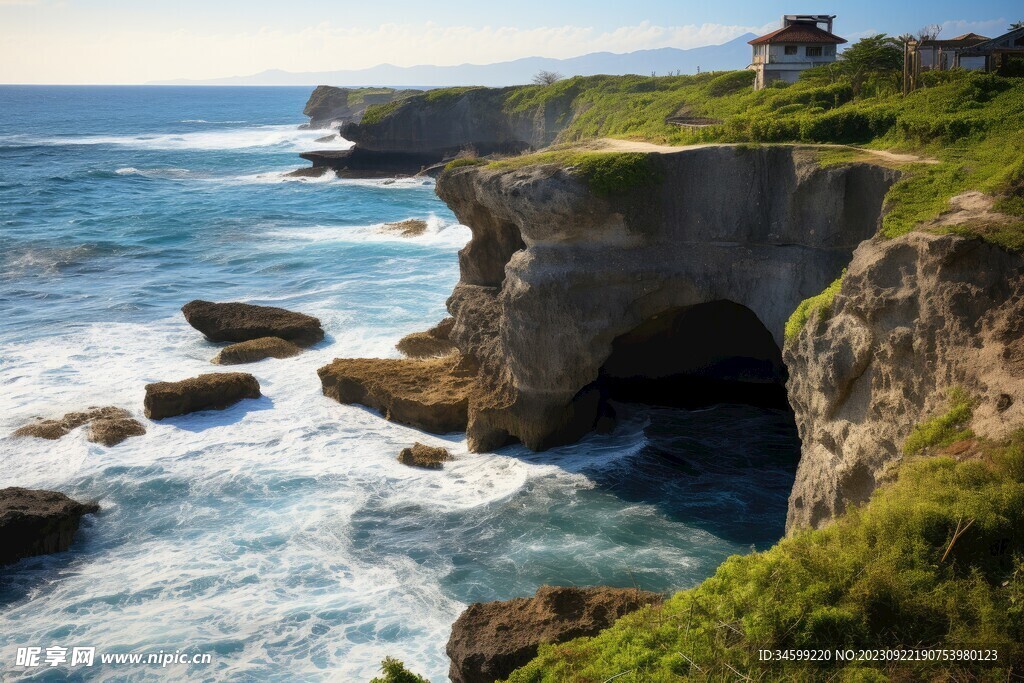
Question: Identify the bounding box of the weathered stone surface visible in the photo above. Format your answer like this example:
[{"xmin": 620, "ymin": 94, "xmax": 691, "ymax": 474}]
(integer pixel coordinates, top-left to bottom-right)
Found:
[
  {"xmin": 303, "ymin": 86, "xmax": 423, "ymax": 129},
  {"xmin": 447, "ymin": 586, "xmax": 661, "ymax": 683},
  {"xmin": 380, "ymin": 219, "xmax": 428, "ymax": 237},
  {"xmin": 435, "ymin": 146, "xmax": 899, "ymax": 452},
  {"xmin": 0, "ymin": 488, "xmax": 99, "ymax": 566},
  {"xmin": 213, "ymin": 336, "xmax": 303, "ymax": 365},
  {"xmin": 397, "ymin": 442, "xmax": 453, "ymax": 469},
  {"xmin": 13, "ymin": 407, "xmax": 145, "ymax": 447},
  {"xmin": 785, "ymin": 233, "xmax": 1024, "ymax": 531},
  {"xmin": 182, "ymin": 300, "xmax": 324, "ymax": 347},
  {"xmin": 144, "ymin": 373, "xmax": 261, "ymax": 420},
  {"xmin": 396, "ymin": 317, "xmax": 457, "ymax": 358},
  {"xmin": 317, "ymin": 355, "xmax": 475, "ymax": 434}
]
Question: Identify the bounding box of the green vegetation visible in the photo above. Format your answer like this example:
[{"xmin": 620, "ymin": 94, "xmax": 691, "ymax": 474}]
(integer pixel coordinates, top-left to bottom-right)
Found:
[
  {"xmin": 784, "ymin": 273, "xmax": 844, "ymax": 342},
  {"xmin": 481, "ymin": 148, "xmax": 664, "ymax": 197},
  {"xmin": 360, "ymin": 100, "xmax": 408, "ymax": 126},
  {"xmin": 444, "ymin": 157, "xmax": 486, "ymax": 171},
  {"xmin": 368, "ymin": 657, "xmax": 429, "ymax": 683},
  {"xmin": 506, "ymin": 431, "xmax": 1024, "ymax": 682},
  {"xmin": 904, "ymin": 388, "xmax": 976, "ymax": 455}
]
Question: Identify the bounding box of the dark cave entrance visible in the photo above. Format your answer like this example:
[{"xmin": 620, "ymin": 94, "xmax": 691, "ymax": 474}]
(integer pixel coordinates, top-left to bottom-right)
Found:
[{"xmin": 595, "ymin": 300, "xmax": 790, "ymax": 415}]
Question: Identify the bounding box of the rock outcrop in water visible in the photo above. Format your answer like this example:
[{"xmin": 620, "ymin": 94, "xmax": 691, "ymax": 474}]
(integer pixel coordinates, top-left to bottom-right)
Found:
[
  {"xmin": 396, "ymin": 442, "xmax": 453, "ymax": 469},
  {"xmin": 13, "ymin": 407, "xmax": 145, "ymax": 447},
  {"xmin": 0, "ymin": 488, "xmax": 99, "ymax": 565},
  {"xmin": 302, "ymin": 86, "xmax": 423, "ymax": 129},
  {"xmin": 446, "ymin": 586, "xmax": 661, "ymax": 683},
  {"xmin": 784, "ymin": 232, "xmax": 1024, "ymax": 530},
  {"xmin": 318, "ymin": 355, "xmax": 475, "ymax": 433},
  {"xmin": 144, "ymin": 373, "xmax": 261, "ymax": 420},
  {"xmin": 182, "ymin": 300, "xmax": 324, "ymax": 347},
  {"xmin": 213, "ymin": 336, "xmax": 303, "ymax": 365},
  {"xmin": 432, "ymin": 146, "xmax": 898, "ymax": 452}
]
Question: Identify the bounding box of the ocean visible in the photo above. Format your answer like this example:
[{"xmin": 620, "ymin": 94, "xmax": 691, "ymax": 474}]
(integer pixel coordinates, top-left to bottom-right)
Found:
[{"xmin": 0, "ymin": 86, "xmax": 799, "ymax": 681}]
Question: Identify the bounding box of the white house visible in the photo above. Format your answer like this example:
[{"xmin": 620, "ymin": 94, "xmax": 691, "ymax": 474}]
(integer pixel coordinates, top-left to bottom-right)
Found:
[{"xmin": 748, "ymin": 15, "xmax": 847, "ymax": 90}]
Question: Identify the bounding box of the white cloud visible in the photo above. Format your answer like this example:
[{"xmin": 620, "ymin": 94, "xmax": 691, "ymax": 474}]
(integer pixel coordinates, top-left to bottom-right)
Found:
[
  {"xmin": 938, "ymin": 18, "xmax": 1010, "ymax": 37},
  {"xmin": 0, "ymin": 20, "xmax": 775, "ymax": 84}
]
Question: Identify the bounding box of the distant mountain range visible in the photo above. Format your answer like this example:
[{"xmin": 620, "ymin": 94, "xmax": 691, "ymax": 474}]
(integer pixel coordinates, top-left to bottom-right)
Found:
[{"xmin": 152, "ymin": 34, "xmax": 756, "ymax": 87}]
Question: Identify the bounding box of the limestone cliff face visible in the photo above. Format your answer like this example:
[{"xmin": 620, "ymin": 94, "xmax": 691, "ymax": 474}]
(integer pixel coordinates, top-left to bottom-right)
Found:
[
  {"xmin": 784, "ymin": 233, "xmax": 1024, "ymax": 531},
  {"xmin": 302, "ymin": 86, "xmax": 421, "ymax": 129},
  {"xmin": 435, "ymin": 147, "xmax": 899, "ymax": 453},
  {"xmin": 341, "ymin": 87, "xmax": 573, "ymax": 158}
]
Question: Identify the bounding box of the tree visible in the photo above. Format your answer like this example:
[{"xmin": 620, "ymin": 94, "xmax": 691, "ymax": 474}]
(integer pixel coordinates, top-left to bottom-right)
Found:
[
  {"xmin": 837, "ymin": 34, "xmax": 904, "ymax": 95},
  {"xmin": 1011, "ymin": 21, "xmax": 1024, "ymax": 31},
  {"xmin": 917, "ymin": 24, "xmax": 942, "ymax": 43},
  {"xmin": 896, "ymin": 33, "xmax": 915, "ymax": 46},
  {"xmin": 532, "ymin": 70, "xmax": 562, "ymax": 86}
]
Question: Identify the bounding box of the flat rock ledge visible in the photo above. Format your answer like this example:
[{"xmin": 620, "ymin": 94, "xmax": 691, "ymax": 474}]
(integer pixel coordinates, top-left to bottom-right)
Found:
[
  {"xmin": 182, "ymin": 300, "xmax": 324, "ymax": 347},
  {"xmin": 318, "ymin": 355, "xmax": 475, "ymax": 434},
  {"xmin": 213, "ymin": 336, "xmax": 304, "ymax": 365},
  {"xmin": 144, "ymin": 373, "xmax": 261, "ymax": 420},
  {"xmin": 396, "ymin": 317, "xmax": 458, "ymax": 358},
  {"xmin": 447, "ymin": 585, "xmax": 662, "ymax": 683},
  {"xmin": 397, "ymin": 442, "xmax": 453, "ymax": 469},
  {"xmin": 13, "ymin": 407, "xmax": 145, "ymax": 447},
  {"xmin": 0, "ymin": 488, "xmax": 100, "ymax": 566}
]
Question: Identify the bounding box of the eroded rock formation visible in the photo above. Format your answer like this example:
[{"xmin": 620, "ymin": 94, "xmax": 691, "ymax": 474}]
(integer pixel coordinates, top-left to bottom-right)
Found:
[
  {"xmin": 303, "ymin": 86, "xmax": 422, "ymax": 129},
  {"xmin": 182, "ymin": 300, "xmax": 324, "ymax": 347},
  {"xmin": 434, "ymin": 146, "xmax": 899, "ymax": 451},
  {"xmin": 0, "ymin": 488, "xmax": 100, "ymax": 565},
  {"xmin": 784, "ymin": 233, "xmax": 1024, "ymax": 530},
  {"xmin": 396, "ymin": 317, "xmax": 457, "ymax": 358},
  {"xmin": 213, "ymin": 336, "xmax": 303, "ymax": 365},
  {"xmin": 446, "ymin": 585, "xmax": 661, "ymax": 683},
  {"xmin": 13, "ymin": 407, "xmax": 145, "ymax": 447},
  {"xmin": 397, "ymin": 442, "xmax": 453, "ymax": 469},
  {"xmin": 318, "ymin": 355, "xmax": 475, "ymax": 433},
  {"xmin": 144, "ymin": 373, "xmax": 261, "ymax": 420}
]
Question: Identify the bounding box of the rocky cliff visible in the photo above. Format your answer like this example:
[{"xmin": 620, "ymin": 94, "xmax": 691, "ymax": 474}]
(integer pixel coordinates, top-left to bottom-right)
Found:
[
  {"xmin": 433, "ymin": 147, "xmax": 899, "ymax": 454},
  {"xmin": 784, "ymin": 232, "xmax": 1024, "ymax": 530},
  {"xmin": 302, "ymin": 86, "xmax": 421, "ymax": 129}
]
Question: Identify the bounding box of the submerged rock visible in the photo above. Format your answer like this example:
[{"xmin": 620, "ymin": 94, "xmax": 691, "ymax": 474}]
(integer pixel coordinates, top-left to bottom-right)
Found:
[
  {"xmin": 397, "ymin": 442, "xmax": 453, "ymax": 469},
  {"xmin": 317, "ymin": 355, "xmax": 475, "ymax": 434},
  {"xmin": 380, "ymin": 219, "xmax": 428, "ymax": 237},
  {"xmin": 447, "ymin": 585, "xmax": 662, "ymax": 683},
  {"xmin": 182, "ymin": 300, "xmax": 324, "ymax": 347},
  {"xmin": 285, "ymin": 166, "xmax": 332, "ymax": 179},
  {"xmin": 144, "ymin": 373, "xmax": 261, "ymax": 420},
  {"xmin": 13, "ymin": 407, "xmax": 145, "ymax": 447},
  {"xmin": 213, "ymin": 336, "xmax": 304, "ymax": 365},
  {"xmin": 0, "ymin": 488, "xmax": 100, "ymax": 566},
  {"xmin": 396, "ymin": 317, "xmax": 457, "ymax": 358}
]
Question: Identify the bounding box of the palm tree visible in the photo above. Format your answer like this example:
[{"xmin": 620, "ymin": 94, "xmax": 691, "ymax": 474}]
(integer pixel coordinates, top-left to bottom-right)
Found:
[{"xmin": 1010, "ymin": 21, "xmax": 1024, "ymax": 31}]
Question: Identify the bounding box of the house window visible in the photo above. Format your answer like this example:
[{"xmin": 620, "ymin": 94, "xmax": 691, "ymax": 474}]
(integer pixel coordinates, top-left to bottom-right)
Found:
[
  {"xmin": 785, "ymin": 45, "xmax": 798, "ymax": 55},
  {"xmin": 806, "ymin": 46, "xmax": 823, "ymax": 57}
]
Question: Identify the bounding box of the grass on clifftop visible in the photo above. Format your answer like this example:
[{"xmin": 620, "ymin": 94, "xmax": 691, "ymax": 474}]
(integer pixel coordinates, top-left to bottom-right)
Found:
[
  {"xmin": 505, "ymin": 430, "xmax": 1024, "ymax": 682},
  {"xmin": 484, "ymin": 148, "xmax": 665, "ymax": 198},
  {"xmin": 411, "ymin": 69, "xmax": 1024, "ymax": 251}
]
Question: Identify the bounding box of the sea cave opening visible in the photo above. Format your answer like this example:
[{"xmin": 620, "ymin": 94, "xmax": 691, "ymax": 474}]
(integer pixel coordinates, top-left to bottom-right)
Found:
[
  {"xmin": 585, "ymin": 300, "xmax": 802, "ymax": 545},
  {"xmin": 596, "ymin": 300, "xmax": 790, "ymax": 412}
]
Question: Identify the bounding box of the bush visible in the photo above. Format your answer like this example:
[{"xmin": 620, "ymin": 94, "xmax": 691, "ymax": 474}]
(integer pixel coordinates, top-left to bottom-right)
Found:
[
  {"xmin": 506, "ymin": 433, "xmax": 1024, "ymax": 682},
  {"xmin": 707, "ymin": 70, "xmax": 755, "ymax": 97},
  {"xmin": 369, "ymin": 657, "xmax": 429, "ymax": 683}
]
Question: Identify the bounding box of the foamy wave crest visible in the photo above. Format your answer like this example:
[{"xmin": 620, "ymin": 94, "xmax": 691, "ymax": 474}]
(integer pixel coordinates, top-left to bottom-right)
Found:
[
  {"xmin": 4, "ymin": 125, "xmax": 354, "ymax": 152},
  {"xmin": 265, "ymin": 216, "xmax": 472, "ymax": 248},
  {"xmin": 115, "ymin": 166, "xmax": 195, "ymax": 179}
]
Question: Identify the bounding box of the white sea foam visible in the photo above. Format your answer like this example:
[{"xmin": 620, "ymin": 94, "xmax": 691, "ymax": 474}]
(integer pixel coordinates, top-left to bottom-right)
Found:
[
  {"xmin": 264, "ymin": 216, "xmax": 472, "ymax": 248},
  {"xmin": 3, "ymin": 125, "xmax": 353, "ymax": 152}
]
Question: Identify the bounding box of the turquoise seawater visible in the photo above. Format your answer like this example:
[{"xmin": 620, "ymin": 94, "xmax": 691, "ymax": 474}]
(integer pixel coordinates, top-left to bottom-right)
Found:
[{"xmin": 0, "ymin": 86, "xmax": 799, "ymax": 681}]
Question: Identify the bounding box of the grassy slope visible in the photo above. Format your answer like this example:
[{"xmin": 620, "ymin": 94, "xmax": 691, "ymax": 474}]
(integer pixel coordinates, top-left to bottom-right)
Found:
[{"xmin": 508, "ymin": 429, "xmax": 1024, "ymax": 682}]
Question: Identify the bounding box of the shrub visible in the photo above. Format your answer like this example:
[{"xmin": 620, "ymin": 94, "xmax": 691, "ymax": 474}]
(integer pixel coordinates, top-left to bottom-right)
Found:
[
  {"xmin": 369, "ymin": 657, "xmax": 430, "ymax": 683},
  {"xmin": 784, "ymin": 273, "xmax": 844, "ymax": 342},
  {"xmin": 707, "ymin": 70, "xmax": 755, "ymax": 97}
]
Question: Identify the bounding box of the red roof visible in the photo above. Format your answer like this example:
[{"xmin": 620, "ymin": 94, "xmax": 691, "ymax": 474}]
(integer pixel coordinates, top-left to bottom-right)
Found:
[{"xmin": 749, "ymin": 24, "xmax": 848, "ymax": 45}]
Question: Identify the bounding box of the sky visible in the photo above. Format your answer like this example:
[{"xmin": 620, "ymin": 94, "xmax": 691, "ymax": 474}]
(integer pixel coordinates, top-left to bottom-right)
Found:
[{"xmin": 0, "ymin": 0, "xmax": 1021, "ymax": 84}]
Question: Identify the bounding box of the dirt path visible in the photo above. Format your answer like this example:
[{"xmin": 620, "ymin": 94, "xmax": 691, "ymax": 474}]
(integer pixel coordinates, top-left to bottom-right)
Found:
[{"xmin": 591, "ymin": 138, "xmax": 939, "ymax": 165}]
